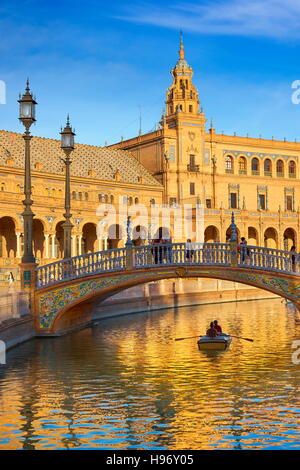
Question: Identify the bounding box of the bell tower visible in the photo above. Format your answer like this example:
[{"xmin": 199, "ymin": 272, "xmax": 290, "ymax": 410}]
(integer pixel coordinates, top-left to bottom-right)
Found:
[
  {"xmin": 162, "ymin": 33, "xmax": 206, "ymax": 206},
  {"xmin": 166, "ymin": 32, "xmax": 200, "ymax": 119}
]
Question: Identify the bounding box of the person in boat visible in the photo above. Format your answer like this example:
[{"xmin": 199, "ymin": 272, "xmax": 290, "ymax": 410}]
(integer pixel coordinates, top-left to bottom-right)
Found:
[
  {"xmin": 213, "ymin": 320, "xmax": 222, "ymax": 335},
  {"xmin": 206, "ymin": 322, "xmax": 217, "ymax": 338}
]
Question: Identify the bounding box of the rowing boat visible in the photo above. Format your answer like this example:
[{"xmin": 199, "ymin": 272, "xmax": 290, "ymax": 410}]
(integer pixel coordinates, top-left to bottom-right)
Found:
[{"xmin": 197, "ymin": 334, "xmax": 232, "ymax": 351}]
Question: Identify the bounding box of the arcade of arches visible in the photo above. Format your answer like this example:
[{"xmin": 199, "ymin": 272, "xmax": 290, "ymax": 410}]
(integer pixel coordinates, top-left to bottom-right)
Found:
[
  {"xmin": 0, "ymin": 215, "xmax": 298, "ymax": 268},
  {"xmin": 204, "ymin": 223, "xmax": 296, "ymax": 249}
]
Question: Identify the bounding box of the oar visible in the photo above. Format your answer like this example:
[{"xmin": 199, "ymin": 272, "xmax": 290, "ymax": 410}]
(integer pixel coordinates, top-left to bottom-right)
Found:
[
  {"xmin": 228, "ymin": 335, "xmax": 253, "ymax": 342},
  {"xmin": 174, "ymin": 335, "xmax": 200, "ymax": 341}
]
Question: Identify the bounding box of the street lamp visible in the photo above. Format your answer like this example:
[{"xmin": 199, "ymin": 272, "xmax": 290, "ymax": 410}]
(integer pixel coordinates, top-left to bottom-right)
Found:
[
  {"xmin": 60, "ymin": 115, "xmax": 75, "ymax": 259},
  {"xmin": 18, "ymin": 79, "xmax": 37, "ymax": 264}
]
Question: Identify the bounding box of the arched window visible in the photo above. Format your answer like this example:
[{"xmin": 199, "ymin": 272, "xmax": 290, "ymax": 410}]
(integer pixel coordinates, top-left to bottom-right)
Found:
[
  {"xmin": 104, "ymin": 194, "xmax": 108, "ymax": 203},
  {"xmin": 225, "ymin": 155, "xmax": 233, "ymax": 173},
  {"xmin": 110, "ymin": 195, "xmax": 114, "ymax": 204},
  {"xmin": 84, "ymin": 192, "xmax": 88, "ymax": 201},
  {"xmin": 1, "ymin": 182, "xmax": 5, "ymax": 191},
  {"xmin": 189, "ymin": 105, "xmax": 193, "ymax": 113},
  {"xmin": 72, "ymin": 191, "xmax": 76, "ymax": 200},
  {"xmin": 276, "ymin": 159, "xmax": 284, "ymax": 176},
  {"xmin": 135, "ymin": 197, "xmax": 139, "ymax": 204},
  {"xmin": 264, "ymin": 158, "xmax": 272, "ymax": 176},
  {"xmin": 128, "ymin": 197, "xmax": 133, "ymax": 206},
  {"xmin": 78, "ymin": 192, "xmax": 82, "ymax": 201},
  {"xmin": 251, "ymin": 157, "xmax": 259, "ymax": 175},
  {"xmin": 238, "ymin": 156, "xmax": 247, "ymax": 174},
  {"xmin": 289, "ymin": 160, "xmax": 296, "ymax": 178}
]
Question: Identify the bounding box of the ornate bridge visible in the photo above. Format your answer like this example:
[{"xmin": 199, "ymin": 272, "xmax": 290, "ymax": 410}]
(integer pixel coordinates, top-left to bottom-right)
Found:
[{"xmin": 29, "ymin": 239, "xmax": 300, "ymax": 335}]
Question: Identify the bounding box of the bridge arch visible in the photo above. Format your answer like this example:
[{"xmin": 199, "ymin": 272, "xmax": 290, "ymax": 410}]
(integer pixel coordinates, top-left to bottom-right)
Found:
[{"xmin": 35, "ymin": 264, "xmax": 300, "ymax": 335}]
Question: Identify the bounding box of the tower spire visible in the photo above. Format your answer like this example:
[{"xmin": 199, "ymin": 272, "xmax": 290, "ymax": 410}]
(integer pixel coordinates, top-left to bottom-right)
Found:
[{"xmin": 179, "ymin": 31, "xmax": 185, "ymax": 60}]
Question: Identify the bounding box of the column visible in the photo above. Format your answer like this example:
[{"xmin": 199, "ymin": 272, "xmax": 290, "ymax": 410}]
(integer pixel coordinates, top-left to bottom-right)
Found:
[
  {"xmin": 78, "ymin": 235, "xmax": 82, "ymax": 256},
  {"xmin": 104, "ymin": 237, "xmax": 108, "ymax": 250},
  {"xmin": 51, "ymin": 234, "xmax": 56, "ymax": 259},
  {"xmin": 72, "ymin": 235, "xmax": 77, "ymax": 257},
  {"xmin": 16, "ymin": 232, "xmax": 22, "ymax": 258},
  {"xmin": 44, "ymin": 234, "xmax": 50, "ymax": 259}
]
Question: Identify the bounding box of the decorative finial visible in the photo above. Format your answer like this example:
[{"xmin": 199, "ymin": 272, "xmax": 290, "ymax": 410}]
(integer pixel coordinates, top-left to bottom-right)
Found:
[
  {"xmin": 26, "ymin": 78, "xmax": 30, "ymax": 92},
  {"xmin": 126, "ymin": 216, "xmax": 133, "ymax": 246},
  {"xmin": 66, "ymin": 114, "xmax": 70, "ymax": 126},
  {"xmin": 230, "ymin": 212, "xmax": 237, "ymax": 243}
]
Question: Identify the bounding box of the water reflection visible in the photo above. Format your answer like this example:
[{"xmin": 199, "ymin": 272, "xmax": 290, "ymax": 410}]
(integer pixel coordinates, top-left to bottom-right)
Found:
[{"xmin": 0, "ymin": 298, "xmax": 300, "ymax": 449}]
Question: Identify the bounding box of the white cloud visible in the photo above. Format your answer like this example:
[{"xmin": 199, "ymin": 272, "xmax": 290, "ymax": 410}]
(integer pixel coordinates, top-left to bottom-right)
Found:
[{"xmin": 116, "ymin": 0, "xmax": 300, "ymax": 39}]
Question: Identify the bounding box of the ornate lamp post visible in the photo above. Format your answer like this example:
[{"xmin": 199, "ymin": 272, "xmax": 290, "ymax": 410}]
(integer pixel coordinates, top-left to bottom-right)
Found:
[
  {"xmin": 18, "ymin": 79, "xmax": 37, "ymax": 264},
  {"xmin": 60, "ymin": 116, "xmax": 75, "ymax": 259}
]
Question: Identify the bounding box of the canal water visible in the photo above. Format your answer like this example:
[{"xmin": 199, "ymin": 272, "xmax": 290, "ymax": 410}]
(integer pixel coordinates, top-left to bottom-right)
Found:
[{"xmin": 1, "ymin": 298, "xmax": 300, "ymax": 450}]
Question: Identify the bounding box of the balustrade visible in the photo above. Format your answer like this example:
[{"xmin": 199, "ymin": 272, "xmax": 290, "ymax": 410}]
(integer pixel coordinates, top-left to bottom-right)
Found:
[{"xmin": 36, "ymin": 242, "xmax": 299, "ymax": 289}]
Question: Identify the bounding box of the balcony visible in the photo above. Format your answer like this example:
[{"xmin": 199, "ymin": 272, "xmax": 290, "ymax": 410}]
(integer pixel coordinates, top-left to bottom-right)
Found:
[
  {"xmin": 187, "ymin": 164, "xmax": 200, "ymax": 172},
  {"xmin": 252, "ymin": 170, "xmax": 260, "ymax": 176},
  {"xmin": 225, "ymin": 169, "xmax": 233, "ymax": 174},
  {"xmin": 264, "ymin": 171, "xmax": 272, "ymax": 177},
  {"xmin": 289, "ymin": 173, "xmax": 296, "ymax": 178},
  {"xmin": 239, "ymin": 170, "xmax": 247, "ymax": 175},
  {"xmin": 276, "ymin": 172, "xmax": 284, "ymax": 178}
]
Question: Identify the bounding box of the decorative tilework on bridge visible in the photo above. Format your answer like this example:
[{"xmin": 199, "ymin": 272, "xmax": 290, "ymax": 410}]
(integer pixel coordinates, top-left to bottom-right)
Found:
[
  {"xmin": 36, "ymin": 266, "xmax": 300, "ymax": 330},
  {"xmin": 38, "ymin": 270, "xmax": 173, "ymax": 329}
]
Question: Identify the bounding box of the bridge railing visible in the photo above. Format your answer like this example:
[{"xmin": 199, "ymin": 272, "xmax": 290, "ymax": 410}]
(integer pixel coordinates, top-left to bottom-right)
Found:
[
  {"xmin": 36, "ymin": 242, "xmax": 300, "ymax": 290},
  {"xmin": 237, "ymin": 244, "xmax": 297, "ymax": 273},
  {"xmin": 132, "ymin": 243, "xmax": 231, "ymax": 267},
  {"xmin": 36, "ymin": 243, "xmax": 231, "ymax": 289},
  {"xmin": 36, "ymin": 247, "xmax": 126, "ymax": 288}
]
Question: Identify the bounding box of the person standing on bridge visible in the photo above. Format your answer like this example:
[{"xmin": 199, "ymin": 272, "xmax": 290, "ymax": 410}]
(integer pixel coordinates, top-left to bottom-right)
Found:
[
  {"xmin": 152, "ymin": 238, "xmax": 162, "ymax": 264},
  {"xmin": 290, "ymin": 245, "xmax": 297, "ymax": 272},
  {"xmin": 186, "ymin": 239, "xmax": 195, "ymax": 262},
  {"xmin": 239, "ymin": 237, "xmax": 248, "ymax": 264}
]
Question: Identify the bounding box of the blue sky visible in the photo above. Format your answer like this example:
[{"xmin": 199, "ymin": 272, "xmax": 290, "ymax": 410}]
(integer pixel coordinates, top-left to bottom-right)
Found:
[{"xmin": 0, "ymin": 0, "xmax": 300, "ymax": 146}]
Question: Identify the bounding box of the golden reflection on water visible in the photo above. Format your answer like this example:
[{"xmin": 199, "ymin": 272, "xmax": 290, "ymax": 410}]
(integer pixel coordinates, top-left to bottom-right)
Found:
[{"xmin": 1, "ymin": 298, "xmax": 300, "ymax": 450}]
